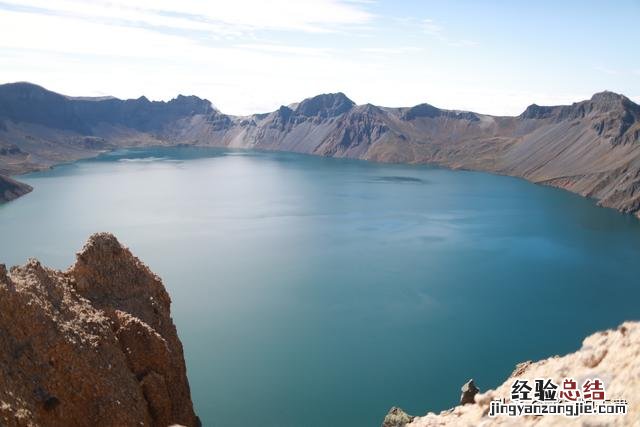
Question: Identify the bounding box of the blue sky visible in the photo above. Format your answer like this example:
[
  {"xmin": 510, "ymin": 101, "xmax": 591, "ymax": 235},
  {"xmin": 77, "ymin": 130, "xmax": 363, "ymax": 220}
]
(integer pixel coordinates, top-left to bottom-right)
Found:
[{"xmin": 0, "ymin": 0, "xmax": 638, "ymax": 115}]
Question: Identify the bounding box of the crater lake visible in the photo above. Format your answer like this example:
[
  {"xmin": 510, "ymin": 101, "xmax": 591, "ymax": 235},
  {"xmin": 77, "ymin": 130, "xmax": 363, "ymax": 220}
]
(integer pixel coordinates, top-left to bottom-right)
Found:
[{"xmin": 1, "ymin": 147, "xmax": 640, "ymax": 426}]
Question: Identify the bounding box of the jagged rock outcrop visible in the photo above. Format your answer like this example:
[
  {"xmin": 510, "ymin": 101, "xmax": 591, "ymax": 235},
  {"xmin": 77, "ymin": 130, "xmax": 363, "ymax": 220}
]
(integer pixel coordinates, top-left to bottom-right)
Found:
[
  {"xmin": 459, "ymin": 379, "xmax": 479, "ymax": 405},
  {"xmin": 0, "ymin": 174, "xmax": 32, "ymax": 202},
  {"xmin": 383, "ymin": 322, "xmax": 640, "ymax": 426},
  {"xmin": 382, "ymin": 407, "xmax": 415, "ymax": 427},
  {"xmin": 0, "ymin": 233, "xmax": 198, "ymax": 427},
  {"xmin": 294, "ymin": 92, "xmax": 355, "ymax": 118},
  {"xmin": 2, "ymin": 82, "xmax": 640, "ymax": 218}
]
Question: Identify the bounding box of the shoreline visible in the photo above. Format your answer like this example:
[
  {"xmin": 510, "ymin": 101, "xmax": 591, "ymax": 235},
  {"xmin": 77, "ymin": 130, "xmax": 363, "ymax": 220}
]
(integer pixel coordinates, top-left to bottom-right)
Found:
[{"xmin": 4, "ymin": 143, "xmax": 640, "ymax": 221}]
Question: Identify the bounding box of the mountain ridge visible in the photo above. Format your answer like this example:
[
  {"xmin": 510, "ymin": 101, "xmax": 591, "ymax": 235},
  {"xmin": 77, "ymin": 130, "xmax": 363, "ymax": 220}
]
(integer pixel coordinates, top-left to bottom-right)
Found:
[{"xmin": 1, "ymin": 82, "xmax": 639, "ymax": 217}]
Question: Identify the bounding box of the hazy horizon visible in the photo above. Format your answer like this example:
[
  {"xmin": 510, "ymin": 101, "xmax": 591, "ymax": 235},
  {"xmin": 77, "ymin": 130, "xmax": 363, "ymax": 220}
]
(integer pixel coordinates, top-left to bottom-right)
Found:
[
  {"xmin": 3, "ymin": 80, "xmax": 637, "ymax": 118},
  {"xmin": 0, "ymin": 0, "xmax": 638, "ymax": 116}
]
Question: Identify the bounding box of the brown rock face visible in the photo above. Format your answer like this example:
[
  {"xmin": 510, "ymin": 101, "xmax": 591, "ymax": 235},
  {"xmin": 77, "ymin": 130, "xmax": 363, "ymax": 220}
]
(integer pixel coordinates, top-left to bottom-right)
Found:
[{"xmin": 0, "ymin": 233, "xmax": 198, "ymax": 427}]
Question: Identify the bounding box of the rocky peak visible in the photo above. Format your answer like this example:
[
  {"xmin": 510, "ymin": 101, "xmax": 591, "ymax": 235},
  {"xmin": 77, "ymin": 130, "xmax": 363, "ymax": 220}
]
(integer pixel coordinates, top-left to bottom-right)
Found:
[
  {"xmin": 0, "ymin": 233, "xmax": 199, "ymax": 427},
  {"xmin": 0, "ymin": 82, "xmax": 89, "ymax": 132},
  {"xmin": 560, "ymin": 91, "xmax": 636, "ymax": 118},
  {"xmin": 517, "ymin": 92, "xmax": 640, "ymax": 145},
  {"xmin": 520, "ymin": 92, "xmax": 635, "ymax": 120},
  {"xmin": 382, "ymin": 407, "xmax": 415, "ymax": 427},
  {"xmin": 168, "ymin": 94, "xmax": 214, "ymax": 114},
  {"xmin": 295, "ymin": 92, "xmax": 355, "ymax": 118},
  {"xmin": 357, "ymin": 103, "xmax": 385, "ymax": 115},
  {"xmin": 459, "ymin": 379, "xmax": 479, "ymax": 404},
  {"xmin": 401, "ymin": 103, "xmax": 479, "ymax": 122},
  {"xmin": 0, "ymin": 82, "xmax": 60, "ymax": 101},
  {"xmin": 401, "ymin": 103, "xmax": 442, "ymax": 120},
  {"xmin": 575, "ymin": 92, "xmax": 639, "ymax": 144},
  {"xmin": 519, "ymin": 103, "xmax": 558, "ymax": 119},
  {"xmin": 71, "ymin": 232, "xmax": 171, "ymax": 331},
  {"xmin": 590, "ymin": 90, "xmax": 629, "ymax": 108}
]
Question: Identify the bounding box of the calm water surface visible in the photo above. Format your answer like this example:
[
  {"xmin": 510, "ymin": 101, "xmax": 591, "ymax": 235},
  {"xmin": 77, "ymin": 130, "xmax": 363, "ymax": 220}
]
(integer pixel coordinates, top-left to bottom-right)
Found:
[{"xmin": 1, "ymin": 147, "xmax": 640, "ymax": 426}]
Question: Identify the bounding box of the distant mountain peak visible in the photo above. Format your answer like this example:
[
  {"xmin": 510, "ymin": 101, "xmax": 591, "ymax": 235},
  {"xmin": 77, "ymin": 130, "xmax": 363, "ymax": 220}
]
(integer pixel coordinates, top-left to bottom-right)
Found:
[
  {"xmin": 520, "ymin": 91, "xmax": 639, "ymax": 120},
  {"xmin": 2, "ymin": 81, "xmax": 49, "ymax": 91},
  {"xmin": 402, "ymin": 103, "xmax": 441, "ymax": 120},
  {"xmin": 588, "ymin": 91, "xmax": 640, "ymax": 115},
  {"xmin": 0, "ymin": 81, "xmax": 65, "ymax": 102},
  {"xmin": 168, "ymin": 94, "xmax": 214, "ymax": 113},
  {"xmin": 401, "ymin": 102, "xmax": 479, "ymax": 121},
  {"xmin": 295, "ymin": 92, "xmax": 355, "ymax": 118},
  {"xmin": 519, "ymin": 103, "xmax": 556, "ymax": 119},
  {"xmin": 516, "ymin": 91, "xmax": 640, "ymax": 145},
  {"xmin": 590, "ymin": 90, "xmax": 627, "ymax": 103}
]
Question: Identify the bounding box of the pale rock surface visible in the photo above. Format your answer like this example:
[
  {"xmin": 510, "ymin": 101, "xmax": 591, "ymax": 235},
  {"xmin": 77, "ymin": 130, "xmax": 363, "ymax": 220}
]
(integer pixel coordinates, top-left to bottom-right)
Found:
[{"xmin": 386, "ymin": 322, "xmax": 640, "ymax": 426}]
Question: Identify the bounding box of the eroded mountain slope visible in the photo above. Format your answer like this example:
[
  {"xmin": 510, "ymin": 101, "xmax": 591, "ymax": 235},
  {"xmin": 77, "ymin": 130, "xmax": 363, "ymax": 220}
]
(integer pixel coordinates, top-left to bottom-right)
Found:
[{"xmin": 1, "ymin": 82, "xmax": 639, "ymax": 216}]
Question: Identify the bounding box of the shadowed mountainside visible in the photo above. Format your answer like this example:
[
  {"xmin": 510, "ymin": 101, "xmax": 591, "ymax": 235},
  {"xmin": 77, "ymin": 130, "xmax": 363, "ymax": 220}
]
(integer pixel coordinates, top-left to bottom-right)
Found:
[
  {"xmin": 0, "ymin": 174, "xmax": 32, "ymax": 202},
  {"xmin": 1, "ymin": 82, "xmax": 639, "ymax": 215}
]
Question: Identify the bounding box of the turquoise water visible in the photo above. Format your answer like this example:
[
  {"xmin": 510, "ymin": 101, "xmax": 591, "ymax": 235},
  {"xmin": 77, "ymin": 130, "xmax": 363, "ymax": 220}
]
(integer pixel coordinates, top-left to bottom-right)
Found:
[{"xmin": 1, "ymin": 147, "xmax": 640, "ymax": 426}]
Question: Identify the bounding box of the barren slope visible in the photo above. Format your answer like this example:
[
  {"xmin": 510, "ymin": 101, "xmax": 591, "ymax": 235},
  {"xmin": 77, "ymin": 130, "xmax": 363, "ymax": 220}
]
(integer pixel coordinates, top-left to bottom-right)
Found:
[{"xmin": 1, "ymin": 82, "xmax": 639, "ymax": 216}]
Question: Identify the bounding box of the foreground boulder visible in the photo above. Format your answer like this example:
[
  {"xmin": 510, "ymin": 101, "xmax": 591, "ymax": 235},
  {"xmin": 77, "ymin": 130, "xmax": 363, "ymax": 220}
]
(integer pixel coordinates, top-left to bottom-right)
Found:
[
  {"xmin": 384, "ymin": 322, "xmax": 640, "ymax": 426},
  {"xmin": 382, "ymin": 407, "xmax": 415, "ymax": 427},
  {"xmin": 459, "ymin": 379, "xmax": 479, "ymax": 405},
  {"xmin": 0, "ymin": 233, "xmax": 198, "ymax": 427}
]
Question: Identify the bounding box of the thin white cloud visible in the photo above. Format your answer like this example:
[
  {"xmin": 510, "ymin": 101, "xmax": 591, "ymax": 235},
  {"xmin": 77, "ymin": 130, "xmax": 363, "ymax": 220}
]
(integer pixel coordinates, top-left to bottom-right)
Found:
[
  {"xmin": 422, "ymin": 19, "xmax": 445, "ymax": 39},
  {"xmin": 236, "ymin": 44, "xmax": 336, "ymax": 57},
  {"xmin": 1, "ymin": 0, "xmax": 375, "ymax": 35},
  {"xmin": 0, "ymin": 10, "xmax": 207, "ymax": 59},
  {"xmin": 594, "ymin": 66, "xmax": 620, "ymax": 75},
  {"xmin": 360, "ymin": 46, "xmax": 423, "ymax": 54},
  {"xmin": 422, "ymin": 17, "xmax": 478, "ymax": 47},
  {"xmin": 0, "ymin": 7, "xmax": 373, "ymax": 115},
  {"xmin": 447, "ymin": 39, "xmax": 479, "ymax": 48},
  {"xmin": 0, "ymin": 0, "xmax": 635, "ymax": 118}
]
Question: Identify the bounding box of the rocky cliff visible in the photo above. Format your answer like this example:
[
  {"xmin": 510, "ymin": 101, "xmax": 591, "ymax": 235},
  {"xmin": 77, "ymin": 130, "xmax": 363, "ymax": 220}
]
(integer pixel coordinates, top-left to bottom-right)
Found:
[
  {"xmin": 1, "ymin": 82, "xmax": 640, "ymax": 217},
  {"xmin": 0, "ymin": 233, "xmax": 199, "ymax": 427},
  {"xmin": 0, "ymin": 174, "xmax": 32, "ymax": 202},
  {"xmin": 383, "ymin": 322, "xmax": 640, "ymax": 426}
]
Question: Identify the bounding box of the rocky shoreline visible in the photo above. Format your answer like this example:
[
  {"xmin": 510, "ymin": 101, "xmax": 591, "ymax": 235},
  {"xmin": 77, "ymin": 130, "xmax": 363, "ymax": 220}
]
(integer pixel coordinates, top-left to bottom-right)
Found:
[{"xmin": 382, "ymin": 322, "xmax": 640, "ymax": 426}]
